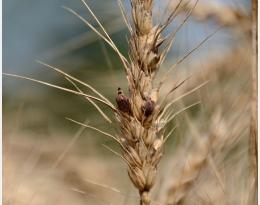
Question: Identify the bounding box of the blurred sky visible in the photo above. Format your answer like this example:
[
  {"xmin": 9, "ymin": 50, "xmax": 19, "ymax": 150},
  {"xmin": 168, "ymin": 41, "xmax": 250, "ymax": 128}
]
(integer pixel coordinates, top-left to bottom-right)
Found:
[{"xmin": 3, "ymin": 0, "xmax": 119, "ymax": 73}]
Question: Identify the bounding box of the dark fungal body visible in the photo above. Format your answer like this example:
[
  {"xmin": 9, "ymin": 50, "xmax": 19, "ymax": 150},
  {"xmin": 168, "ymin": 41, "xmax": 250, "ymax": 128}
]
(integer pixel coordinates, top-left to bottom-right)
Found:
[{"xmin": 116, "ymin": 87, "xmax": 132, "ymax": 115}]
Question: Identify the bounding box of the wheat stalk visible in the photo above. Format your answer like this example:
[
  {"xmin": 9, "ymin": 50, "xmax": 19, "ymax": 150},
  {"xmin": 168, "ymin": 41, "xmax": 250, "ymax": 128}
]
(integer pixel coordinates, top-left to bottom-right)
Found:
[{"xmin": 249, "ymin": 1, "xmax": 258, "ymax": 204}]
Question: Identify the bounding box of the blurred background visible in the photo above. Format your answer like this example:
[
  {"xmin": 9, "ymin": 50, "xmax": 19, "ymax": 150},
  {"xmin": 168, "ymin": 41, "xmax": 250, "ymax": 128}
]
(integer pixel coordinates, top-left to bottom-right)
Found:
[{"xmin": 3, "ymin": 0, "xmax": 255, "ymax": 205}]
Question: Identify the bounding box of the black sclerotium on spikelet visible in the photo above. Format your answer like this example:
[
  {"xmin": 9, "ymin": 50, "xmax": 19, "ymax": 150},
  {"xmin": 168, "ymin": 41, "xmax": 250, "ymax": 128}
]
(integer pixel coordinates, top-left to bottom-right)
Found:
[
  {"xmin": 116, "ymin": 87, "xmax": 133, "ymax": 115},
  {"xmin": 142, "ymin": 97, "xmax": 155, "ymax": 117}
]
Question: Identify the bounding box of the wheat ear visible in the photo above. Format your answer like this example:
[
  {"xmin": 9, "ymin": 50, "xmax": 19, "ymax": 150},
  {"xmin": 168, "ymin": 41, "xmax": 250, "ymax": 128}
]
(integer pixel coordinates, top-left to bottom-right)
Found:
[{"xmin": 113, "ymin": 1, "xmax": 200, "ymax": 204}]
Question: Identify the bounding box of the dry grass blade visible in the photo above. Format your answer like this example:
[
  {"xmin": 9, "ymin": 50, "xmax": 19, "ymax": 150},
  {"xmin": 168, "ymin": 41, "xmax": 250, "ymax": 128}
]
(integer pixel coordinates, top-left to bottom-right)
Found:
[
  {"xmin": 161, "ymin": 0, "xmax": 184, "ymax": 30},
  {"xmin": 166, "ymin": 76, "xmax": 192, "ymax": 96},
  {"xmin": 35, "ymin": 60, "xmax": 109, "ymax": 99},
  {"xmin": 157, "ymin": 0, "xmax": 199, "ymax": 65},
  {"xmin": 165, "ymin": 101, "xmax": 201, "ymax": 125},
  {"xmin": 102, "ymin": 144, "xmax": 134, "ymax": 169},
  {"xmin": 66, "ymin": 117, "xmax": 120, "ymax": 144},
  {"xmin": 63, "ymin": 6, "xmax": 129, "ymax": 71},
  {"xmin": 51, "ymin": 119, "xmax": 88, "ymax": 169},
  {"xmin": 80, "ymin": 0, "xmax": 129, "ymax": 68},
  {"xmin": 65, "ymin": 77, "xmax": 112, "ymax": 123},
  {"xmin": 117, "ymin": 0, "xmax": 132, "ymax": 33},
  {"xmin": 3, "ymin": 73, "xmax": 116, "ymax": 111},
  {"xmin": 159, "ymin": 75, "xmax": 192, "ymax": 107},
  {"xmin": 159, "ymin": 81, "xmax": 209, "ymax": 119},
  {"xmin": 83, "ymin": 177, "xmax": 140, "ymax": 199},
  {"xmin": 41, "ymin": 18, "xmax": 125, "ymax": 60},
  {"xmin": 84, "ymin": 178, "xmax": 121, "ymax": 194},
  {"xmin": 163, "ymin": 125, "xmax": 178, "ymax": 144},
  {"xmin": 36, "ymin": 60, "xmax": 114, "ymax": 106},
  {"xmin": 158, "ymin": 35, "xmax": 176, "ymax": 67},
  {"xmin": 81, "ymin": 0, "xmax": 117, "ymax": 45},
  {"xmin": 158, "ymin": 27, "xmax": 221, "ymax": 89},
  {"xmin": 171, "ymin": 0, "xmax": 199, "ymax": 34}
]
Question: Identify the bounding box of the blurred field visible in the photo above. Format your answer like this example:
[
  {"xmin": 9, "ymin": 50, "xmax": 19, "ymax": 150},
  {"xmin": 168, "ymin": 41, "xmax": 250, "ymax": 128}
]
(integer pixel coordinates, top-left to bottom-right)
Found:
[{"xmin": 3, "ymin": 0, "xmax": 256, "ymax": 205}]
